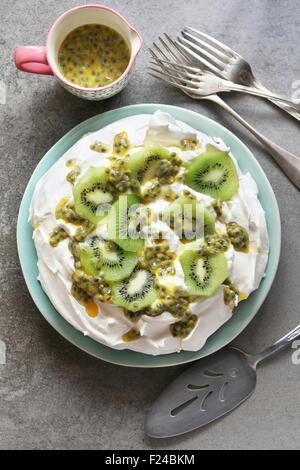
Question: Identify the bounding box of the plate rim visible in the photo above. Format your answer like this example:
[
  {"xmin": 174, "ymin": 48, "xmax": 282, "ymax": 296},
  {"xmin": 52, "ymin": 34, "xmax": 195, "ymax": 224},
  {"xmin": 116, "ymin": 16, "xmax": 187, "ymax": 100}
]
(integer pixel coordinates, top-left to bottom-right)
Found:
[{"xmin": 17, "ymin": 103, "xmax": 281, "ymax": 368}]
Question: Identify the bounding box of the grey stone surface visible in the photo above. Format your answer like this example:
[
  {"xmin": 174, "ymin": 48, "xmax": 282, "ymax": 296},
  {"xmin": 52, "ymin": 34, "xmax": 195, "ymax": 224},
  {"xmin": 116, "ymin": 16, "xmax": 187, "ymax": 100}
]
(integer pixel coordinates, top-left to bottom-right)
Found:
[{"xmin": 0, "ymin": 0, "xmax": 299, "ymax": 450}]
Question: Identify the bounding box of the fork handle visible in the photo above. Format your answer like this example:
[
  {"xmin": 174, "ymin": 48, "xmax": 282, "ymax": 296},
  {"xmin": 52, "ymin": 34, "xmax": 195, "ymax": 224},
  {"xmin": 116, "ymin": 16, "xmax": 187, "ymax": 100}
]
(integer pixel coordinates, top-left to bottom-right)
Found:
[
  {"xmin": 221, "ymin": 81, "xmax": 300, "ymax": 113},
  {"xmin": 253, "ymin": 79, "xmax": 300, "ymax": 122},
  {"xmin": 210, "ymin": 94, "xmax": 300, "ymax": 189}
]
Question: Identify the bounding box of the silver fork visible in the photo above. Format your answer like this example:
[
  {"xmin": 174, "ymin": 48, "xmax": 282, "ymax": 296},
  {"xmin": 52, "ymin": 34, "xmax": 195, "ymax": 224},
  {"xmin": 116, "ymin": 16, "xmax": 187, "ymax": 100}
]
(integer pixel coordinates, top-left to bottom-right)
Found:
[
  {"xmin": 149, "ymin": 59, "xmax": 300, "ymax": 111},
  {"xmin": 179, "ymin": 27, "xmax": 300, "ymax": 121},
  {"xmin": 149, "ymin": 35, "xmax": 300, "ymax": 190}
]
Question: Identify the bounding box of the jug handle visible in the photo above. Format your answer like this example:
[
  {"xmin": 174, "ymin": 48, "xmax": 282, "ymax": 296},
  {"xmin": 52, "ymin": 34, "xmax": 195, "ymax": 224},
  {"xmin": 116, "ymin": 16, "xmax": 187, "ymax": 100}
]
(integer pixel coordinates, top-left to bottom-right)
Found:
[{"xmin": 15, "ymin": 46, "xmax": 53, "ymax": 75}]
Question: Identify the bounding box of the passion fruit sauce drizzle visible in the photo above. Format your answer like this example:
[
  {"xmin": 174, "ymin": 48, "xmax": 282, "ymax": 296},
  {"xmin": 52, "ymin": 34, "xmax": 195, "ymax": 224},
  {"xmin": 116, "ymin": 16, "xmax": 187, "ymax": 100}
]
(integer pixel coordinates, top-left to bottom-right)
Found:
[
  {"xmin": 125, "ymin": 236, "xmax": 193, "ymax": 324},
  {"xmin": 48, "ymin": 132, "xmax": 250, "ymax": 342},
  {"xmin": 113, "ymin": 131, "xmax": 131, "ymax": 156},
  {"xmin": 55, "ymin": 198, "xmax": 95, "ymax": 241},
  {"xmin": 226, "ymin": 221, "xmax": 249, "ymax": 253},
  {"xmin": 90, "ymin": 141, "xmax": 110, "ymax": 153},
  {"xmin": 69, "ymin": 239, "xmax": 113, "ymax": 305},
  {"xmin": 211, "ymin": 199, "xmax": 223, "ymax": 220},
  {"xmin": 180, "ymin": 138, "xmax": 198, "ymax": 151},
  {"xmin": 49, "ymin": 226, "xmax": 68, "ymax": 247},
  {"xmin": 122, "ymin": 327, "xmax": 141, "ymax": 342},
  {"xmin": 65, "ymin": 159, "xmax": 82, "ymax": 185},
  {"xmin": 223, "ymin": 279, "xmax": 240, "ymax": 309}
]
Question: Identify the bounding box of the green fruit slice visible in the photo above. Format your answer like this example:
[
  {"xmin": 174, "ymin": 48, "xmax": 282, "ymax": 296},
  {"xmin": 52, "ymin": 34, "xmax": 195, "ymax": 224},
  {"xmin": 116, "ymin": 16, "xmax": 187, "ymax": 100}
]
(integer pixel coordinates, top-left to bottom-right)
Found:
[
  {"xmin": 73, "ymin": 167, "xmax": 114, "ymax": 224},
  {"xmin": 78, "ymin": 237, "xmax": 138, "ymax": 281},
  {"xmin": 161, "ymin": 195, "xmax": 215, "ymax": 239},
  {"xmin": 185, "ymin": 148, "xmax": 239, "ymax": 200},
  {"xmin": 126, "ymin": 144, "xmax": 170, "ymax": 184},
  {"xmin": 180, "ymin": 250, "xmax": 228, "ymax": 296},
  {"xmin": 107, "ymin": 194, "xmax": 145, "ymax": 252},
  {"xmin": 111, "ymin": 267, "xmax": 157, "ymax": 312}
]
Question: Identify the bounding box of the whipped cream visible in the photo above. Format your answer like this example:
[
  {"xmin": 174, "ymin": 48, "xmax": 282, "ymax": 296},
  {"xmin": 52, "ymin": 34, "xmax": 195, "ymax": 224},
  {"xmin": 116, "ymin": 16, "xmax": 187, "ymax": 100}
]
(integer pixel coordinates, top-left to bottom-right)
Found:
[{"xmin": 29, "ymin": 111, "xmax": 269, "ymax": 355}]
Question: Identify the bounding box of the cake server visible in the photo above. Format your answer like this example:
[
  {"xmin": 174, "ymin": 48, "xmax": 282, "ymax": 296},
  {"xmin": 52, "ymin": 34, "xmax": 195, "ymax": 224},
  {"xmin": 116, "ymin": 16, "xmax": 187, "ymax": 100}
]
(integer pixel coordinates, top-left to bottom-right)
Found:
[{"xmin": 145, "ymin": 324, "xmax": 300, "ymax": 438}]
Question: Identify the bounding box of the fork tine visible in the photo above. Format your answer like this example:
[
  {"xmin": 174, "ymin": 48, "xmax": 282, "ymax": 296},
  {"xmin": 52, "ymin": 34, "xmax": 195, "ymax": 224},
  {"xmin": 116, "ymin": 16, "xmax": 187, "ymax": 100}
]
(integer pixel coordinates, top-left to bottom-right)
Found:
[
  {"xmin": 149, "ymin": 46, "xmax": 175, "ymax": 75},
  {"xmin": 158, "ymin": 36, "xmax": 181, "ymax": 63},
  {"xmin": 153, "ymin": 42, "xmax": 170, "ymax": 62},
  {"xmin": 163, "ymin": 33, "xmax": 196, "ymax": 66},
  {"xmin": 150, "ymin": 45, "xmax": 184, "ymax": 85},
  {"xmin": 152, "ymin": 40, "xmax": 191, "ymax": 82},
  {"xmin": 150, "ymin": 57, "xmax": 203, "ymax": 81},
  {"xmin": 149, "ymin": 34, "xmax": 205, "ymax": 97},
  {"xmin": 149, "ymin": 66, "xmax": 199, "ymax": 87},
  {"xmin": 148, "ymin": 72, "xmax": 200, "ymax": 94},
  {"xmin": 178, "ymin": 36, "xmax": 225, "ymax": 70},
  {"xmin": 182, "ymin": 30, "xmax": 232, "ymax": 64},
  {"xmin": 184, "ymin": 27, "xmax": 240, "ymax": 59},
  {"xmin": 149, "ymin": 47, "xmax": 169, "ymax": 69},
  {"xmin": 149, "ymin": 57, "xmax": 201, "ymax": 74},
  {"xmin": 176, "ymin": 37, "xmax": 223, "ymax": 76},
  {"xmin": 150, "ymin": 60, "xmax": 202, "ymax": 83}
]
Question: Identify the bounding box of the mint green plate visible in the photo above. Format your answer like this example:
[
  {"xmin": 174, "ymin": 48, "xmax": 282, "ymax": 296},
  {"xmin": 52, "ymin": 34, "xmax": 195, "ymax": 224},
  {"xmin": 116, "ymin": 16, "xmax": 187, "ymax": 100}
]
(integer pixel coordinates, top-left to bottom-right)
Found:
[{"xmin": 17, "ymin": 104, "xmax": 281, "ymax": 367}]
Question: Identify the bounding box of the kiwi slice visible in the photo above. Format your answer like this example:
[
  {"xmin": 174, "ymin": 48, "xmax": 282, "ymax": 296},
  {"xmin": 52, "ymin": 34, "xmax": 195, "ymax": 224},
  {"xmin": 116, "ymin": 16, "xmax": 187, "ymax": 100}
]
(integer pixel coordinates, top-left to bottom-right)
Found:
[
  {"xmin": 161, "ymin": 195, "xmax": 215, "ymax": 238},
  {"xmin": 107, "ymin": 194, "xmax": 145, "ymax": 252},
  {"xmin": 78, "ymin": 237, "xmax": 138, "ymax": 281},
  {"xmin": 111, "ymin": 267, "xmax": 157, "ymax": 312},
  {"xmin": 185, "ymin": 148, "xmax": 239, "ymax": 200},
  {"xmin": 126, "ymin": 144, "xmax": 170, "ymax": 184},
  {"xmin": 73, "ymin": 167, "xmax": 114, "ymax": 224},
  {"xmin": 180, "ymin": 250, "xmax": 228, "ymax": 296}
]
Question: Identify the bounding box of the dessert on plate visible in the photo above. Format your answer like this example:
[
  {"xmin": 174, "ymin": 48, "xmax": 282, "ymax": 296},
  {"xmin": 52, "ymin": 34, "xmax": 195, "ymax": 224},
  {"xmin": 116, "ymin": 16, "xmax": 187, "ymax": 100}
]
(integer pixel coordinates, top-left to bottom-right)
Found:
[{"xmin": 29, "ymin": 111, "xmax": 269, "ymax": 355}]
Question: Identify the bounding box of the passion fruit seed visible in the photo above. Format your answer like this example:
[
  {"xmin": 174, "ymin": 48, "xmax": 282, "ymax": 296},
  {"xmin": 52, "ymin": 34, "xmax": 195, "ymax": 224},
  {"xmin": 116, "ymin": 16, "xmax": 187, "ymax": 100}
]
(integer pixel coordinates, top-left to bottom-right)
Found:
[
  {"xmin": 183, "ymin": 189, "xmax": 196, "ymax": 200},
  {"xmin": 196, "ymin": 233, "xmax": 230, "ymax": 256},
  {"xmin": 211, "ymin": 199, "xmax": 223, "ymax": 219},
  {"xmin": 66, "ymin": 166, "xmax": 81, "ymax": 184},
  {"xmin": 226, "ymin": 222, "xmax": 249, "ymax": 252},
  {"xmin": 90, "ymin": 141, "xmax": 110, "ymax": 153},
  {"xmin": 170, "ymin": 314, "xmax": 198, "ymax": 338},
  {"xmin": 180, "ymin": 138, "xmax": 198, "ymax": 151},
  {"xmin": 49, "ymin": 226, "xmax": 68, "ymax": 247},
  {"xmin": 56, "ymin": 199, "xmax": 95, "ymax": 241},
  {"xmin": 71, "ymin": 267, "xmax": 111, "ymax": 304},
  {"xmin": 157, "ymin": 156, "xmax": 182, "ymax": 185},
  {"xmin": 223, "ymin": 279, "xmax": 240, "ymax": 309}
]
